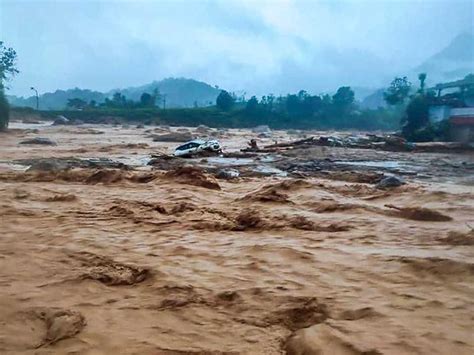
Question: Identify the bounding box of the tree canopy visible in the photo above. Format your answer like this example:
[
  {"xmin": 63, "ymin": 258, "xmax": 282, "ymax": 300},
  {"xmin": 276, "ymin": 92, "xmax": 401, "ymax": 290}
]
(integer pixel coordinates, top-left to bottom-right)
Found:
[
  {"xmin": 140, "ymin": 92, "xmax": 155, "ymax": 107},
  {"xmin": 332, "ymin": 86, "xmax": 355, "ymax": 112},
  {"xmin": 0, "ymin": 41, "xmax": 19, "ymax": 86},
  {"xmin": 216, "ymin": 90, "xmax": 234, "ymax": 111},
  {"xmin": 67, "ymin": 98, "xmax": 87, "ymax": 109},
  {"xmin": 1, "ymin": 41, "xmax": 19, "ymax": 131},
  {"xmin": 384, "ymin": 76, "xmax": 411, "ymax": 105}
]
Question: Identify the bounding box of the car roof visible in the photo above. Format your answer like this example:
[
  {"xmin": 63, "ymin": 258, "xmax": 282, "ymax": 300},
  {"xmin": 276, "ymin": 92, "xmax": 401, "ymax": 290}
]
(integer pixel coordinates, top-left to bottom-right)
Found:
[
  {"xmin": 178, "ymin": 139, "xmax": 205, "ymax": 145},
  {"xmin": 176, "ymin": 139, "xmax": 220, "ymax": 148}
]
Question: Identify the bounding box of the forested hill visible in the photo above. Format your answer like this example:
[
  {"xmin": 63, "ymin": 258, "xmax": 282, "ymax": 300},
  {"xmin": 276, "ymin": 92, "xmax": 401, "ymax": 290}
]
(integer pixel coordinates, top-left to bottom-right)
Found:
[
  {"xmin": 113, "ymin": 78, "xmax": 220, "ymax": 108},
  {"xmin": 8, "ymin": 88, "xmax": 106, "ymax": 111},
  {"xmin": 8, "ymin": 78, "xmax": 221, "ymax": 110}
]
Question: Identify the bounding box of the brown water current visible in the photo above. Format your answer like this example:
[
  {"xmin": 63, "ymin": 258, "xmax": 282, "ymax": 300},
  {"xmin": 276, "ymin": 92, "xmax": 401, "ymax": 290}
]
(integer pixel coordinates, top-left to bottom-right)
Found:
[{"xmin": 0, "ymin": 122, "xmax": 473, "ymax": 354}]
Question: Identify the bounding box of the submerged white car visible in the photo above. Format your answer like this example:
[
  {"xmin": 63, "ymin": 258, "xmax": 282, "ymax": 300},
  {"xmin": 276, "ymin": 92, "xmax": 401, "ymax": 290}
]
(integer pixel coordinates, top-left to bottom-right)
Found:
[{"xmin": 173, "ymin": 139, "xmax": 222, "ymax": 157}]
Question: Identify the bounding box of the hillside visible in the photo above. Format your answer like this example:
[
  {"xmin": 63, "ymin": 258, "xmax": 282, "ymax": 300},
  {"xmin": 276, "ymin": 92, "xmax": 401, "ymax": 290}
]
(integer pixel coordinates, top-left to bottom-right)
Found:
[
  {"xmin": 8, "ymin": 88, "xmax": 106, "ymax": 111},
  {"xmin": 413, "ymin": 32, "xmax": 474, "ymax": 85},
  {"xmin": 360, "ymin": 89, "xmax": 387, "ymax": 110},
  {"xmin": 112, "ymin": 78, "xmax": 220, "ymax": 108},
  {"xmin": 8, "ymin": 78, "xmax": 221, "ymax": 110}
]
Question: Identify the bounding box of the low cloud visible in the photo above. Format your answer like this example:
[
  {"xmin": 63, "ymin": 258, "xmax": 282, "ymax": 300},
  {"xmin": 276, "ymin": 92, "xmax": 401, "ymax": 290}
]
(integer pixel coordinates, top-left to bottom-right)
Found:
[{"xmin": 1, "ymin": 0, "xmax": 472, "ymax": 96}]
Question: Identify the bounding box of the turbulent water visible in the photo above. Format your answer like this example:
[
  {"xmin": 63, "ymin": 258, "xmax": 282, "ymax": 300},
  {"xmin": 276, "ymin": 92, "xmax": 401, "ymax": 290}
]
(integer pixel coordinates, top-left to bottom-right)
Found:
[{"xmin": 0, "ymin": 122, "xmax": 473, "ymax": 354}]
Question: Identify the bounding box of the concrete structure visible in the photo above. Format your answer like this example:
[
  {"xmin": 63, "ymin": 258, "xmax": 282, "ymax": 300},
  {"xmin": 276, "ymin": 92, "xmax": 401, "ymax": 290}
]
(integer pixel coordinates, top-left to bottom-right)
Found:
[
  {"xmin": 429, "ymin": 75, "xmax": 474, "ymax": 142},
  {"xmin": 428, "ymin": 105, "xmax": 451, "ymax": 123},
  {"xmin": 449, "ymin": 107, "xmax": 474, "ymax": 143}
]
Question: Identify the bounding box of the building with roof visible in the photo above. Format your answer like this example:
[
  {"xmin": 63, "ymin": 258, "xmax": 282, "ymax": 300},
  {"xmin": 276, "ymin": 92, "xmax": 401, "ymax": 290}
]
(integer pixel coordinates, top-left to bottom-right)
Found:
[{"xmin": 428, "ymin": 74, "xmax": 474, "ymax": 142}]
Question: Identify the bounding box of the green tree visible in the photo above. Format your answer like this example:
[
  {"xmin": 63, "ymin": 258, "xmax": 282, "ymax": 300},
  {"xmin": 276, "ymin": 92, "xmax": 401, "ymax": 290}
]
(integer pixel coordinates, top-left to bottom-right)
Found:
[
  {"xmin": 402, "ymin": 94, "xmax": 430, "ymax": 141},
  {"xmin": 0, "ymin": 41, "xmax": 19, "ymax": 131},
  {"xmin": 303, "ymin": 95, "xmax": 322, "ymax": 116},
  {"xmin": 418, "ymin": 73, "xmax": 427, "ymax": 93},
  {"xmin": 286, "ymin": 94, "xmax": 300, "ymax": 116},
  {"xmin": 140, "ymin": 92, "xmax": 154, "ymax": 107},
  {"xmin": 332, "ymin": 86, "xmax": 354, "ymax": 112},
  {"xmin": 112, "ymin": 92, "xmax": 126, "ymax": 107},
  {"xmin": 216, "ymin": 90, "xmax": 234, "ymax": 111},
  {"xmin": 384, "ymin": 76, "xmax": 411, "ymax": 105},
  {"xmin": 266, "ymin": 94, "xmax": 275, "ymax": 111},
  {"xmin": 246, "ymin": 96, "xmax": 259, "ymax": 114},
  {"xmin": 66, "ymin": 98, "xmax": 87, "ymax": 109}
]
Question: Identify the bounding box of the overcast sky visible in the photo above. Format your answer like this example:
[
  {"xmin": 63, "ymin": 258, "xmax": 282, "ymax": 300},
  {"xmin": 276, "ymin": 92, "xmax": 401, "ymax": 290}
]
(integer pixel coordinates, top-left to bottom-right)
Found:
[{"xmin": 1, "ymin": 0, "xmax": 472, "ymax": 97}]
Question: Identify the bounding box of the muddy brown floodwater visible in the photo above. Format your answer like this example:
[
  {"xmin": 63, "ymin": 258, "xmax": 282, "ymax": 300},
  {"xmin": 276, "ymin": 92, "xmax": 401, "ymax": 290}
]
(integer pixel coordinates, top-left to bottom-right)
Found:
[{"xmin": 0, "ymin": 121, "xmax": 473, "ymax": 354}]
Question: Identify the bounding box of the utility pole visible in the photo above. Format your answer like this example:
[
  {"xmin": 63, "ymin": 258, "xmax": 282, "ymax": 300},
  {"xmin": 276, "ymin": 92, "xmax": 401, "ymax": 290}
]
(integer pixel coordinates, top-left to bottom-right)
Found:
[
  {"xmin": 30, "ymin": 87, "xmax": 39, "ymax": 110},
  {"xmin": 162, "ymin": 94, "xmax": 167, "ymax": 110}
]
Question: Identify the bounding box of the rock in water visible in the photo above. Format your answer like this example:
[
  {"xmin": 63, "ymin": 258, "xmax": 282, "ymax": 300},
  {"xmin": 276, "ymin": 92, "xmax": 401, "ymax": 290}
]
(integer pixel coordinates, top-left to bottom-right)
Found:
[
  {"xmin": 376, "ymin": 175, "xmax": 404, "ymax": 189},
  {"xmin": 216, "ymin": 169, "xmax": 240, "ymax": 180},
  {"xmin": 52, "ymin": 115, "xmax": 70, "ymax": 125},
  {"xmin": 252, "ymin": 125, "xmax": 271, "ymax": 134},
  {"xmin": 19, "ymin": 137, "xmax": 57, "ymax": 146}
]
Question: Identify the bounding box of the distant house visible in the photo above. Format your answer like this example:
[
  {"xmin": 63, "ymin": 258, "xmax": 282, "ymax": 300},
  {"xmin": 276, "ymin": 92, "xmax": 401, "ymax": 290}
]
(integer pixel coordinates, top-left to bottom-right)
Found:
[
  {"xmin": 450, "ymin": 108, "xmax": 474, "ymax": 142},
  {"xmin": 428, "ymin": 75, "xmax": 474, "ymax": 142}
]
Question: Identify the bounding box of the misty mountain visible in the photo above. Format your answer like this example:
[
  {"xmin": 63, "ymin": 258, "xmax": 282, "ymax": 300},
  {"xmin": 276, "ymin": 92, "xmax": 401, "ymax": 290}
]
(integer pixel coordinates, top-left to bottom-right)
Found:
[
  {"xmin": 8, "ymin": 88, "xmax": 106, "ymax": 110},
  {"xmin": 112, "ymin": 78, "xmax": 220, "ymax": 108},
  {"xmin": 360, "ymin": 89, "xmax": 387, "ymax": 110},
  {"xmin": 359, "ymin": 32, "xmax": 474, "ymax": 108},
  {"xmin": 8, "ymin": 78, "xmax": 221, "ymax": 110},
  {"xmin": 412, "ymin": 32, "xmax": 474, "ymax": 85}
]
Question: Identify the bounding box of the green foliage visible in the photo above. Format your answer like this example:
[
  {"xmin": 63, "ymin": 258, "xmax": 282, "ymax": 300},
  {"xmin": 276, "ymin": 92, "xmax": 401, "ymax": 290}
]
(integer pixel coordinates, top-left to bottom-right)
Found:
[
  {"xmin": 216, "ymin": 90, "xmax": 234, "ymax": 111},
  {"xmin": 140, "ymin": 92, "xmax": 154, "ymax": 107},
  {"xmin": 246, "ymin": 96, "xmax": 259, "ymax": 114},
  {"xmin": 0, "ymin": 41, "xmax": 19, "ymax": 85},
  {"xmin": 332, "ymin": 86, "xmax": 355, "ymax": 112},
  {"xmin": 10, "ymin": 78, "xmax": 219, "ymax": 110},
  {"xmin": 0, "ymin": 41, "xmax": 19, "ymax": 131},
  {"xmin": 101, "ymin": 92, "xmax": 135, "ymax": 108},
  {"xmin": 67, "ymin": 98, "xmax": 87, "ymax": 109},
  {"xmin": 418, "ymin": 73, "xmax": 427, "ymax": 93},
  {"xmin": 402, "ymin": 94, "xmax": 430, "ymax": 141},
  {"xmin": 384, "ymin": 76, "xmax": 412, "ymax": 105},
  {"xmin": 36, "ymin": 86, "xmax": 401, "ymax": 132}
]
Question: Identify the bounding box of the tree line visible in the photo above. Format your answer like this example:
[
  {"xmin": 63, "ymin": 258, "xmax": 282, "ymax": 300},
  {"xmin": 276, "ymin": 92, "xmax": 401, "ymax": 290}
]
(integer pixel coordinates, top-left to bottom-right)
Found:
[
  {"xmin": 212, "ymin": 86, "xmax": 398, "ymax": 130},
  {"xmin": 66, "ymin": 88, "xmax": 163, "ymax": 110},
  {"xmin": 3, "ymin": 40, "xmax": 471, "ymax": 138}
]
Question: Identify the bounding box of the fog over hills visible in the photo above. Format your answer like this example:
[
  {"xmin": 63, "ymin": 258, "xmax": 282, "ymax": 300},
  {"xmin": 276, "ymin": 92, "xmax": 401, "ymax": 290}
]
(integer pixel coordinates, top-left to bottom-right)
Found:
[
  {"xmin": 2, "ymin": 0, "xmax": 472, "ymax": 101},
  {"xmin": 114, "ymin": 78, "xmax": 220, "ymax": 108},
  {"xmin": 359, "ymin": 32, "xmax": 474, "ymax": 109},
  {"xmin": 412, "ymin": 32, "xmax": 474, "ymax": 85},
  {"xmin": 8, "ymin": 78, "xmax": 221, "ymax": 110},
  {"xmin": 9, "ymin": 29, "xmax": 473, "ymax": 111}
]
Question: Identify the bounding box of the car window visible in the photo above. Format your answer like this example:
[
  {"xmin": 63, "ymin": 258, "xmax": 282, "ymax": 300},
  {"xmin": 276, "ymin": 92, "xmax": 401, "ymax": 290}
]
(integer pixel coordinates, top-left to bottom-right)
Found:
[{"xmin": 177, "ymin": 142, "xmax": 200, "ymax": 150}]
